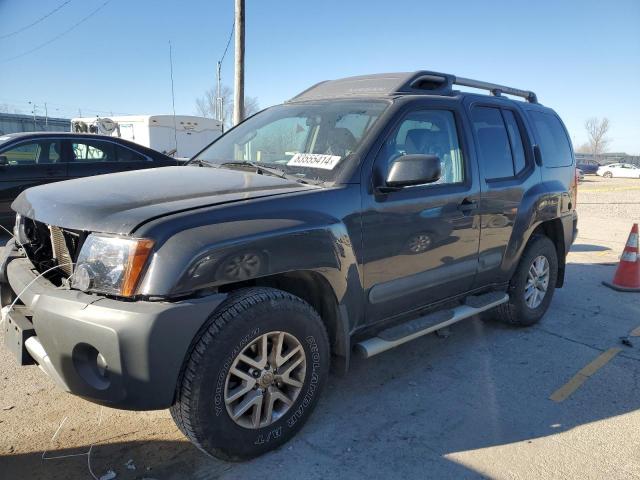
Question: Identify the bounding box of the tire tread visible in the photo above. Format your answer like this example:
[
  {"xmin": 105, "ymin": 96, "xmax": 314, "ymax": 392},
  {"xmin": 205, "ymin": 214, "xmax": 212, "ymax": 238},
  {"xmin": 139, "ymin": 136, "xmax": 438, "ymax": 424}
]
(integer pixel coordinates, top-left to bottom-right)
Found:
[{"xmin": 170, "ymin": 287, "xmax": 327, "ymax": 461}]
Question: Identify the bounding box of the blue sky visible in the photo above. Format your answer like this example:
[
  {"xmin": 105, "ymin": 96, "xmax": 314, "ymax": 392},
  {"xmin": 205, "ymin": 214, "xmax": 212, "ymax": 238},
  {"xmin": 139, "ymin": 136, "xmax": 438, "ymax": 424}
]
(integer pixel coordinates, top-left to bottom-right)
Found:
[{"xmin": 0, "ymin": 0, "xmax": 638, "ymax": 153}]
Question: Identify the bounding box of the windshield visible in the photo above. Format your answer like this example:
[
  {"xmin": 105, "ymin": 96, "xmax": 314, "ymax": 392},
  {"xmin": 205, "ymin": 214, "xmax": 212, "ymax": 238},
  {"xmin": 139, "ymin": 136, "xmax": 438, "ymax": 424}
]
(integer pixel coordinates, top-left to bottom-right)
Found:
[{"xmin": 193, "ymin": 100, "xmax": 388, "ymax": 182}]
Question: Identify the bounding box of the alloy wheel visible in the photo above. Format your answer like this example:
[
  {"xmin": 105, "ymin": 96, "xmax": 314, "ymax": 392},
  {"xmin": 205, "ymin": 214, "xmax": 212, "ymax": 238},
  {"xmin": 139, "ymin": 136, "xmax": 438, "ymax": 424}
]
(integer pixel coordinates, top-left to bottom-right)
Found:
[
  {"xmin": 524, "ymin": 255, "xmax": 549, "ymax": 309},
  {"xmin": 224, "ymin": 331, "xmax": 306, "ymax": 429}
]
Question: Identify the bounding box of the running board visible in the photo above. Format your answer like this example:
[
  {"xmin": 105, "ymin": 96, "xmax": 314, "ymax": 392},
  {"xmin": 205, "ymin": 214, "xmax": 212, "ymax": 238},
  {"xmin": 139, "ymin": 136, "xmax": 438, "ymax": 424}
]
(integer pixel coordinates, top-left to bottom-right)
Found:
[{"xmin": 354, "ymin": 292, "xmax": 509, "ymax": 359}]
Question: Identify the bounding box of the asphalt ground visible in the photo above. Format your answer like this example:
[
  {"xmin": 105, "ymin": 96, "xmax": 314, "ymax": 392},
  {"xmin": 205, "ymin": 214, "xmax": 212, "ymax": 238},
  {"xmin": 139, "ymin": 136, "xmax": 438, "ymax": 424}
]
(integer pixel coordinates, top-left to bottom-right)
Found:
[{"xmin": 1, "ymin": 175, "xmax": 639, "ymax": 479}]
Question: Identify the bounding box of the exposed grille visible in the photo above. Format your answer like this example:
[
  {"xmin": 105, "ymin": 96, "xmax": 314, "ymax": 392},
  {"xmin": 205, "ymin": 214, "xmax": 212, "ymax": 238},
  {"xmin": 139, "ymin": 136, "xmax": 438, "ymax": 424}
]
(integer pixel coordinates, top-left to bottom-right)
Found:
[{"xmin": 49, "ymin": 226, "xmax": 73, "ymax": 276}]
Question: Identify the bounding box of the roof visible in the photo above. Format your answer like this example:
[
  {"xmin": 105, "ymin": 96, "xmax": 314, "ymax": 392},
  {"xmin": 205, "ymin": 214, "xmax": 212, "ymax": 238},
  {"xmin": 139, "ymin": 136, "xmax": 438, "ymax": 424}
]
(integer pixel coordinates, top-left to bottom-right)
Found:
[
  {"xmin": 288, "ymin": 70, "xmax": 538, "ymax": 104},
  {"xmin": 0, "ymin": 131, "xmax": 158, "ymax": 151}
]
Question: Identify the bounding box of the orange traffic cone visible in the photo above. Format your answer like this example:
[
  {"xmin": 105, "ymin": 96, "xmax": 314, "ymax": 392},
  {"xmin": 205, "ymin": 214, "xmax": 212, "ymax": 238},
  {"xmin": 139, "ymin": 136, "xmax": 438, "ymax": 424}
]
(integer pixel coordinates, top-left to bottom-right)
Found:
[{"xmin": 603, "ymin": 223, "xmax": 640, "ymax": 292}]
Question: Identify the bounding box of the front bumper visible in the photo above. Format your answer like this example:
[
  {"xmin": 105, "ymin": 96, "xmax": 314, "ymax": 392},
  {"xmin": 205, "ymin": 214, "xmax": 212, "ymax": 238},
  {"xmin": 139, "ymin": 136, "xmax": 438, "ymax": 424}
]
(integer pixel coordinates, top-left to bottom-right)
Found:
[{"xmin": 1, "ymin": 248, "xmax": 227, "ymax": 410}]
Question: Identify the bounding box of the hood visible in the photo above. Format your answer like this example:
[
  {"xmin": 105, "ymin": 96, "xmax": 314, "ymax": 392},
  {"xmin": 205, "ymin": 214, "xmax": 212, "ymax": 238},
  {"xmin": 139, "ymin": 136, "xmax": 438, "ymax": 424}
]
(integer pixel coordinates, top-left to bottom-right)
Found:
[{"xmin": 12, "ymin": 166, "xmax": 313, "ymax": 234}]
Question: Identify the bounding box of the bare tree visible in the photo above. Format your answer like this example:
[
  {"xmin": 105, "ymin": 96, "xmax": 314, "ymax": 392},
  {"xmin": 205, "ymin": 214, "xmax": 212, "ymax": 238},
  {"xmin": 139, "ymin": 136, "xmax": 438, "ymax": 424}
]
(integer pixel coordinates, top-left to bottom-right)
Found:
[
  {"xmin": 0, "ymin": 103, "xmax": 8, "ymax": 114},
  {"xmin": 584, "ymin": 117, "xmax": 610, "ymax": 162},
  {"xmin": 195, "ymin": 85, "xmax": 259, "ymax": 130},
  {"xmin": 575, "ymin": 142, "xmax": 591, "ymax": 154}
]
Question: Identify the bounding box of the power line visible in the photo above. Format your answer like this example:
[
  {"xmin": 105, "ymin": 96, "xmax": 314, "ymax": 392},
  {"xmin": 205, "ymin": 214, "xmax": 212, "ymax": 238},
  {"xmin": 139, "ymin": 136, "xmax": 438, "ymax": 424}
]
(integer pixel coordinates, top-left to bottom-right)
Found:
[
  {"xmin": 0, "ymin": 0, "xmax": 72, "ymax": 40},
  {"xmin": 219, "ymin": 20, "xmax": 235, "ymax": 64},
  {"xmin": 1, "ymin": 0, "xmax": 112, "ymax": 63}
]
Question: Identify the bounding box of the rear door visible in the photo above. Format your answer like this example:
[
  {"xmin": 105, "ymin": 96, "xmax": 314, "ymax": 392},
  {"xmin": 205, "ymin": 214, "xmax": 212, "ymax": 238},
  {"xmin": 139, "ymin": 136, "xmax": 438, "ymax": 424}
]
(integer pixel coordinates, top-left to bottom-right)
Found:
[
  {"xmin": 65, "ymin": 138, "xmax": 118, "ymax": 178},
  {"xmin": 620, "ymin": 164, "xmax": 639, "ymax": 178},
  {"xmin": 0, "ymin": 138, "xmax": 67, "ymax": 225},
  {"xmin": 362, "ymin": 99, "xmax": 481, "ymax": 323},
  {"xmin": 466, "ymin": 100, "xmax": 538, "ymax": 288}
]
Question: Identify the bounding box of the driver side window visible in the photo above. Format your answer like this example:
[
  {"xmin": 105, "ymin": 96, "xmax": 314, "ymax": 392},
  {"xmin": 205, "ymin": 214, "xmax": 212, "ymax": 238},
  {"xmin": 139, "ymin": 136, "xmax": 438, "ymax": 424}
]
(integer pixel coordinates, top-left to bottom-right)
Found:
[{"xmin": 381, "ymin": 110, "xmax": 464, "ymax": 185}]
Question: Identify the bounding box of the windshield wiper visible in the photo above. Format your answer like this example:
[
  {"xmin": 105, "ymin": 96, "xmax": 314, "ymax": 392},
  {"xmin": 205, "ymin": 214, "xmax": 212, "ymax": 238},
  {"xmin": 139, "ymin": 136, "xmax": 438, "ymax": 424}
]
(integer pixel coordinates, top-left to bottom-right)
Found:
[
  {"xmin": 186, "ymin": 158, "xmax": 216, "ymax": 167},
  {"xmin": 219, "ymin": 161, "xmax": 312, "ymax": 184}
]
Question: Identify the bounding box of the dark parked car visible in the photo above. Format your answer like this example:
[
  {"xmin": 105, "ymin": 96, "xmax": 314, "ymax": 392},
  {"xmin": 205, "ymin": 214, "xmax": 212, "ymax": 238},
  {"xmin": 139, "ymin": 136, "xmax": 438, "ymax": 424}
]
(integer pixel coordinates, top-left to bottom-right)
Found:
[
  {"xmin": 1, "ymin": 71, "xmax": 577, "ymax": 460},
  {"xmin": 0, "ymin": 132, "xmax": 179, "ymax": 227},
  {"xmin": 576, "ymin": 159, "xmax": 599, "ymax": 174}
]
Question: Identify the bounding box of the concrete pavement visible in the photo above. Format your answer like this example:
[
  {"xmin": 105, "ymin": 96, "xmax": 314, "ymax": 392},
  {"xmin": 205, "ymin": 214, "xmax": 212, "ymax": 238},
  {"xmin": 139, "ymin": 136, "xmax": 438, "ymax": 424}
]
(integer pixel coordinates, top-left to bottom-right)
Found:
[{"xmin": 1, "ymin": 176, "xmax": 639, "ymax": 479}]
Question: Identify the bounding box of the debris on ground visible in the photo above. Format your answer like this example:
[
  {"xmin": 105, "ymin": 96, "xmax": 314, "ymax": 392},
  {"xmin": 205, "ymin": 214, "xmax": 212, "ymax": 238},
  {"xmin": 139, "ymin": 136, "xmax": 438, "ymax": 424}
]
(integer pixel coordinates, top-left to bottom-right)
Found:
[
  {"xmin": 99, "ymin": 470, "xmax": 117, "ymax": 480},
  {"xmin": 436, "ymin": 327, "xmax": 451, "ymax": 338},
  {"xmin": 620, "ymin": 336, "xmax": 634, "ymax": 348},
  {"xmin": 125, "ymin": 459, "xmax": 136, "ymax": 471},
  {"xmin": 2, "ymin": 405, "xmax": 14, "ymax": 411}
]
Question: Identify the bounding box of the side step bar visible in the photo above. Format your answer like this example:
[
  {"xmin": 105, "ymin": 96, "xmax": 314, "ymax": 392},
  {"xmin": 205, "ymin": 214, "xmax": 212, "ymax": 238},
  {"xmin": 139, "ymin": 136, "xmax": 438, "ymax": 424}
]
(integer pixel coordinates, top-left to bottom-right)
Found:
[{"xmin": 355, "ymin": 292, "xmax": 509, "ymax": 359}]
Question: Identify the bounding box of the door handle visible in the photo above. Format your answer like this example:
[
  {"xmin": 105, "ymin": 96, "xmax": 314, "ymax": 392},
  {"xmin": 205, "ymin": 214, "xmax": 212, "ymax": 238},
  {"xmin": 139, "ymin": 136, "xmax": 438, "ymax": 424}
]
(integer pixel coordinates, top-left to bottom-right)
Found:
[{"xmin": 458, "ymin": 198, "xmax": 478, "ymax": 213}]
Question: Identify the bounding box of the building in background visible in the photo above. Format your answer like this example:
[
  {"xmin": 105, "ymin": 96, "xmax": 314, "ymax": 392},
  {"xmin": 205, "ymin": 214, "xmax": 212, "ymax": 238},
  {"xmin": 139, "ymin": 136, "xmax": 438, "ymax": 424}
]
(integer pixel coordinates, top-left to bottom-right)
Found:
[{"xmin": 0, "ymin": 112, "xmax": 70, "ymax": 135}]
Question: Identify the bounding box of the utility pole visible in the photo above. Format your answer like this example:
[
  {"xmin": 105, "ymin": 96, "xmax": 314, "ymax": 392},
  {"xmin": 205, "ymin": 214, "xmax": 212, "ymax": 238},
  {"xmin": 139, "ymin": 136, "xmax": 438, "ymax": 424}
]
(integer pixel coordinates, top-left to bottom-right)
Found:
[
  {"xmin": 216, "ymin": 61, "xmax": 223, "ymax": 123},
  {"xmin": 28, "ymin": 101, "xmax": 36, "ymax": 130},
  {"xmin": 44, "ymin": 102, "xmax": 48, "ymax": 127},
  {"xmin": 233, "ymin": 0, "xmax": 245, "ymax": 126}
]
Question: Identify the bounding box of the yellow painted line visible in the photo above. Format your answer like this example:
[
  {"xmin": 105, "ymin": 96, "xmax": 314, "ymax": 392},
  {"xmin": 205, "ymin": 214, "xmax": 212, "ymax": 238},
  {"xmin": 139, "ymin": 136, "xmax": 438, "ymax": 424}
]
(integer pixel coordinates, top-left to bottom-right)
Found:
[
  {"xmin": 581, "ymin": 186, "xmax": 640, "ymax": 193},
  {"xmin": 550, "ymin": 347, "xmax": 622, "ymax": 402},
  {"xmin": 630, "ymin": 326, "xmax": 640, "ymax": 337}
]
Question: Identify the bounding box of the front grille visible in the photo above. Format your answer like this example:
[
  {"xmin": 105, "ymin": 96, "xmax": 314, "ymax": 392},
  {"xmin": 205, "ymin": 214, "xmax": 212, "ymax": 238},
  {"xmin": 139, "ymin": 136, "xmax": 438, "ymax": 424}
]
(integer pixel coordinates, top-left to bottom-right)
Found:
[
  {"xmin": 19, "ymin": 217, "xmax": 82, "ymax": 283},
  {"xmin": 49, "ymin": 226, "xmax": 74, "ymax": 276}
]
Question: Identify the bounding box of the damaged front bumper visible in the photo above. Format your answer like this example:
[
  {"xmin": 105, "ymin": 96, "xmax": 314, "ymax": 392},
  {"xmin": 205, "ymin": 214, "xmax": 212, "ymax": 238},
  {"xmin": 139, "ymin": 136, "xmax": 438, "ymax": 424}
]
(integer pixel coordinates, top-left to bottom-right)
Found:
[{"xmin": 1, "ymin": 244, "xmax": 226, "ymax": 410}]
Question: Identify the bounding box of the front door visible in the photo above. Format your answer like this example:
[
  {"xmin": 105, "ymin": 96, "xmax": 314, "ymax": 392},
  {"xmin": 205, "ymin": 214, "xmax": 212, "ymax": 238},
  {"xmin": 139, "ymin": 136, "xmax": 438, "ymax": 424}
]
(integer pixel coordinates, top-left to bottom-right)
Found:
[
  {"xmin": 362, "ymin": 102, "xmax": 481, "ymax": 324},
  {"xmin": 0, "ymin": 138, "xmax": 67, "ymax": 225}
]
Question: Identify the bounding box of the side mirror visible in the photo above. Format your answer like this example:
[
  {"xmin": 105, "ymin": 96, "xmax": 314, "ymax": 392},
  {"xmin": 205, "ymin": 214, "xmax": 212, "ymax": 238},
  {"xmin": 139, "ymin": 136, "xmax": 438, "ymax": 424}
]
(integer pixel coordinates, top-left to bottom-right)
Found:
[
  {"xmin": 0, "ymin": 155, "xmax": 8, "ymax": 166},
  {"xmin": 381, "ymin": 154, "xmax": 441, "ymax": 192}
]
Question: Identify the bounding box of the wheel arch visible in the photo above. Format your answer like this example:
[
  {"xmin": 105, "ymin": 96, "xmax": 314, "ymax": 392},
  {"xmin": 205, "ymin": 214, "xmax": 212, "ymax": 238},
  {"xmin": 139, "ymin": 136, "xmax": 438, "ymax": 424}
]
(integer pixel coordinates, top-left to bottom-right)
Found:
[
  {"xmin": 529, "ymin": 218, "xmax": 566, "ymax": 287},
  {"xmin": 218, "ymin": 270, "xmax": 352, "ymax": 374}
]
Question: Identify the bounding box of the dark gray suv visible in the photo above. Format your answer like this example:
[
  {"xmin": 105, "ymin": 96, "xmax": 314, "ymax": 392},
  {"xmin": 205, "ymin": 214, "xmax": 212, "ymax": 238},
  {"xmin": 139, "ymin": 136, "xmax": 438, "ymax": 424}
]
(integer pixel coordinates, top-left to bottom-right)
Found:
[{"xmin": 1, "ymin": 71, "xmax": 577, "ymax": 460}]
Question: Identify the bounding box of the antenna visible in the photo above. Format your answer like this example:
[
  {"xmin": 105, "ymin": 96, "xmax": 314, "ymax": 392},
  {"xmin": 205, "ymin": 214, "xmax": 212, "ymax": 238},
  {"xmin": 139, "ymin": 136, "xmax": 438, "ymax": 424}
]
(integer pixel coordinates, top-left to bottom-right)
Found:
[{"xmin": 169, "ymin": 41, "xmax": 179, "ymax": 157}]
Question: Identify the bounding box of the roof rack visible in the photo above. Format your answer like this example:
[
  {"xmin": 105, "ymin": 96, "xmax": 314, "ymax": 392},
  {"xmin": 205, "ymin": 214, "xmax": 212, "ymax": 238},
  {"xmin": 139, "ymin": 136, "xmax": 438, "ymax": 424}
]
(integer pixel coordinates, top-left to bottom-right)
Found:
[
  {"xmin": 288, "ymin": 71, "xmax": 538, "ymax": 104},
  {"xmin": 452, "ymin": 76, "xmax": 537, "ymax": 103}
]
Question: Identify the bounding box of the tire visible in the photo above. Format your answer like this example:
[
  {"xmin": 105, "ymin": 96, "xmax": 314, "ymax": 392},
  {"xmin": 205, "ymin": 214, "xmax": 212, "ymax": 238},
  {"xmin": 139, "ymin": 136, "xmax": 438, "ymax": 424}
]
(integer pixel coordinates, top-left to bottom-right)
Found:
[
  {"xmin": 170, "ymin": 287, "xmax": 330, "ymax": 461},
  {"xmin": 603, "ymin": 171, "xmax": 613, "ymax": 178},
  {"xmin": 494, "ymin": 235, "xmax": 558, "ymax": 326}
]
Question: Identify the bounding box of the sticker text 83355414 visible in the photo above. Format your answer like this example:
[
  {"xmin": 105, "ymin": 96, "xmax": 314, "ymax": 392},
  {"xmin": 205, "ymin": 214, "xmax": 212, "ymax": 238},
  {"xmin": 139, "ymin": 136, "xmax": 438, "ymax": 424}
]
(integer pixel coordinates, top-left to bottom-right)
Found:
[{"xmin": 287, "ymin": 153, "xmax": 342, "ymax": 170}]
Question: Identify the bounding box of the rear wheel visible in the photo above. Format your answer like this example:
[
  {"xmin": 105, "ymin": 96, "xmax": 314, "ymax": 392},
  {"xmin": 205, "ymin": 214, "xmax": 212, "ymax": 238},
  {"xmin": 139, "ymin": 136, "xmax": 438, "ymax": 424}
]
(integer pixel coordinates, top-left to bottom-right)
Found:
[
  {"xmin": 494, "ymin": 235, "xmax": 558, "ymax": 326},
  {"xmin": 170, "ymin": 287, "xmax": 330, "ymax": 461}
]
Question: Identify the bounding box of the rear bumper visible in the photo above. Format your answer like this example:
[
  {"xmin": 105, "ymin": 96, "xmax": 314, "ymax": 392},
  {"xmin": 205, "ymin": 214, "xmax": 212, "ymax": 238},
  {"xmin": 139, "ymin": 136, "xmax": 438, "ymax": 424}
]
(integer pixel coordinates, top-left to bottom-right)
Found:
[{"xmin": 1, "ymin": 252, "xmax": 227, "ymax": 410}]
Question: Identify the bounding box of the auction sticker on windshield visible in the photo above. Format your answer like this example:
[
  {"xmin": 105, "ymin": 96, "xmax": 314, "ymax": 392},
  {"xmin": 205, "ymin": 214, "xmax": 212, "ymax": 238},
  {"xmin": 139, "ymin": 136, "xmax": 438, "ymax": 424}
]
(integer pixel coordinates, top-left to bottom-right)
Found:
[{"xmin": 287, "ymin": 153, "xmax": 341, "ymax": 170}]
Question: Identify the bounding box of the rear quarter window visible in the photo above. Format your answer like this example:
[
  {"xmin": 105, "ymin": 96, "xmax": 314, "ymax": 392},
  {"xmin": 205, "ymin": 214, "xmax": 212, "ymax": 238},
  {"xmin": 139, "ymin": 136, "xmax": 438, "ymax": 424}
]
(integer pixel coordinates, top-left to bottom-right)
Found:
[{"xmin": 529, "ymin": 111, "xmax": 573, "ymax": 167}]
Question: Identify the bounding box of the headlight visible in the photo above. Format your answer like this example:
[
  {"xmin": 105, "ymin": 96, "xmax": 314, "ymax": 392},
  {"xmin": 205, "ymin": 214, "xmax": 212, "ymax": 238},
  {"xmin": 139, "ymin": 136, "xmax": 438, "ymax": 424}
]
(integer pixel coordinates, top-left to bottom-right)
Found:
[{"xmin": 72, "ymin": 234, "xmax": 154, "ymax": 297}]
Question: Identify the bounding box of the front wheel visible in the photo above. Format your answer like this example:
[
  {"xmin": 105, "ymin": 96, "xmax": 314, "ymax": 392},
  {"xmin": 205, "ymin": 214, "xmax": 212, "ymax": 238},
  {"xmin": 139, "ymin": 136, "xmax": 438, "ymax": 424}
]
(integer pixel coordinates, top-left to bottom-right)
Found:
[
  {"xmin": 603, "ymin": 171, "xmax": 613, "ymax": 178},
  {"xmin": 494, "ymin": 235, "xmax": 558, "ymax": 326},
  {"xmin": 171, "ymin": 287, "xmax": 330, "ymax": 461}
]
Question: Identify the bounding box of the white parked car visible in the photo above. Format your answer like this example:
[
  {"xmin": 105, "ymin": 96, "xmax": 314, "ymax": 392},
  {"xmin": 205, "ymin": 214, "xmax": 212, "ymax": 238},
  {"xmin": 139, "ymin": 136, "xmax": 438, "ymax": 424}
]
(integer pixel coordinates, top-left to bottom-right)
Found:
[{"xmin": 596, "ymin": 163, "xmax": 640, "ymax": 178}]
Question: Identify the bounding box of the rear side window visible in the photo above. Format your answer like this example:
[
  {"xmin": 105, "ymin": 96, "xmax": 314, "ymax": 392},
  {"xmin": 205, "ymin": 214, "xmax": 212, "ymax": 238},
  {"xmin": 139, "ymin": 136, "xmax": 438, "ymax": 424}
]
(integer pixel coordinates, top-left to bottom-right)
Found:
[
  {"xmin": 72, "ymin": 140, "xmax": 115, "ymax": 162},
  {"xmin": 502, "ymin": 110, "xmax": 526, "ymax": 173},
  {"xmin": 115, "ymin": 145, "xmax": 146, "ymax": 162},
  {"xmin": 529, "ymin": 111, "xmax": 572, "ymax": 167},
  {"xmin": 471, "ymin": 107, "xmax": 514, "ymax": 179}
]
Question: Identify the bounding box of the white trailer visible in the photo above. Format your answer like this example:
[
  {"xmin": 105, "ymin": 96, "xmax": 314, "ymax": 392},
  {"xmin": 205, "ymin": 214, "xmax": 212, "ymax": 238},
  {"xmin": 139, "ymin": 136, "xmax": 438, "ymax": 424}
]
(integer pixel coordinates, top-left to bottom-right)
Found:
[{"xmin": 71, "ymin": 115, "xmax": 223, "ymax": 158}]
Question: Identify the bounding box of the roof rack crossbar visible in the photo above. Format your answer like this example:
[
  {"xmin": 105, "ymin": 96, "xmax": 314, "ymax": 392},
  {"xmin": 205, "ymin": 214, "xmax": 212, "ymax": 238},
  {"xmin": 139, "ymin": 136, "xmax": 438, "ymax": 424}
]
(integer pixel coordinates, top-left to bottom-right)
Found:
[{"xmin": 453, "ymin": 76, "xmax": 538, "ymax": 103}]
